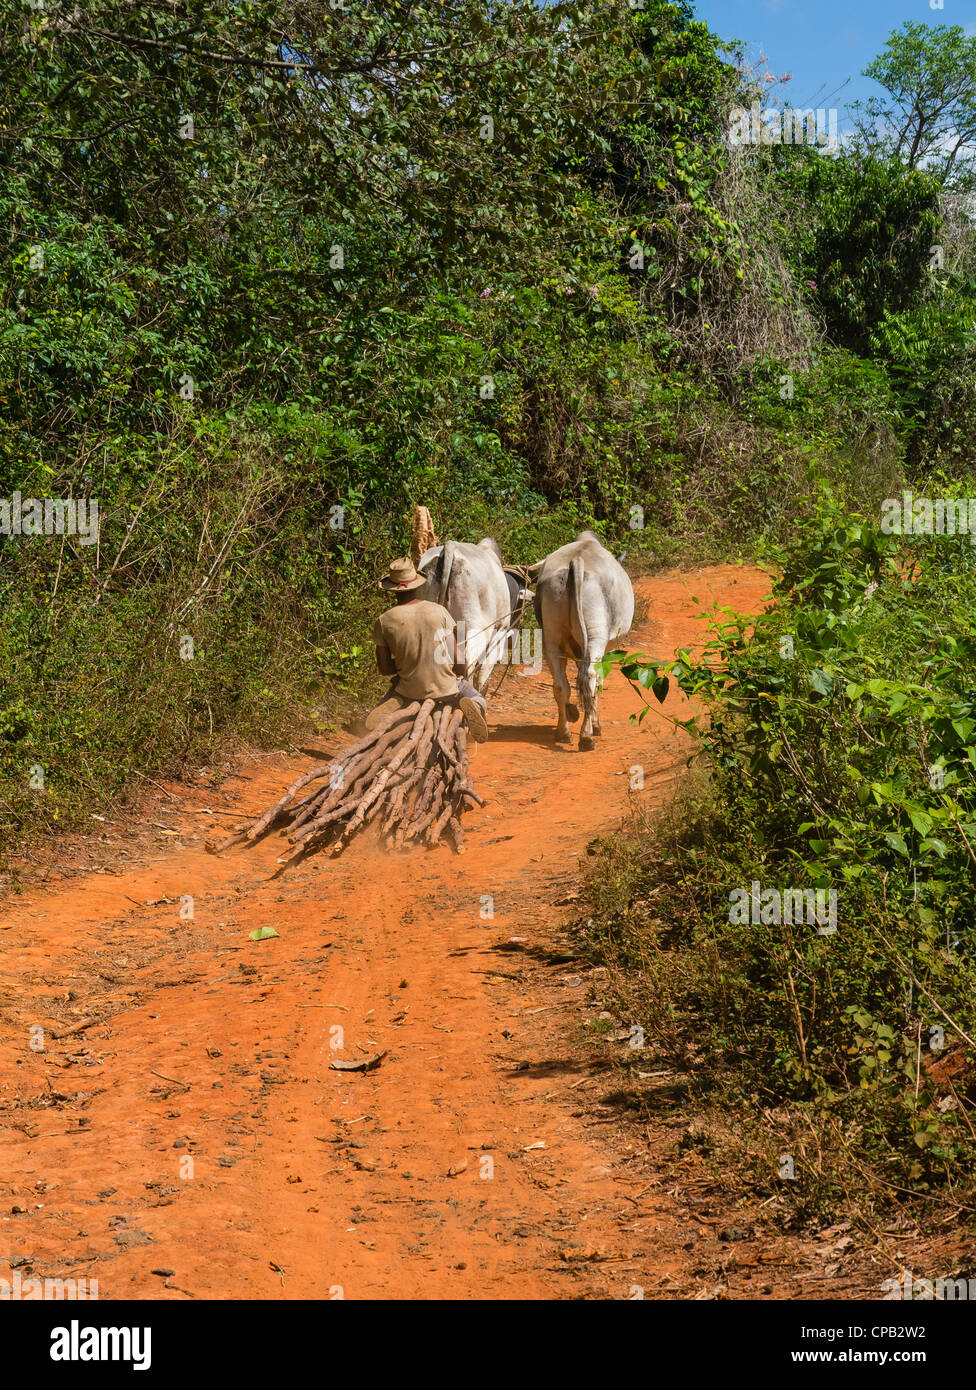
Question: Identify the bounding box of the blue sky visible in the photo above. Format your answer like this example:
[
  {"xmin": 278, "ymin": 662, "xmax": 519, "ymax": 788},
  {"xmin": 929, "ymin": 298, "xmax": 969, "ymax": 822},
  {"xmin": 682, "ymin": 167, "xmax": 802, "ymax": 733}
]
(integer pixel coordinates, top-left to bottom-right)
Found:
[{"xmin": 692, "ymin": 0, "xmax": 976, "ymax": 134}]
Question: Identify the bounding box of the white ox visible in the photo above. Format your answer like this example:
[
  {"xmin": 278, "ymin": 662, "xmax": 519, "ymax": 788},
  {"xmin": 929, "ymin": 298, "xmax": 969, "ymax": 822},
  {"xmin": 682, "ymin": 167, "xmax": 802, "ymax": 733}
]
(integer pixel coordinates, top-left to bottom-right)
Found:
[
  {"xmin": 528, "ymin": 530, "xmax": 634, "ymax": 750},
  {"xmin": 418, "ymin": 538, "xmax": 529, "ymax": 695}
]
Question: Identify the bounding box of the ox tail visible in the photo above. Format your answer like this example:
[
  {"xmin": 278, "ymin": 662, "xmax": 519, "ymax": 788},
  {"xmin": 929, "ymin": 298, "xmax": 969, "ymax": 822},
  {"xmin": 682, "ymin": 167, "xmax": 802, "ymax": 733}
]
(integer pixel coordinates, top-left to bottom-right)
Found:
[
  {"xmin": 569, "ymin": 553, "xmax": 590, "ymax": 694},
  {"xmin": 439, "ymin": 540, "xmax": 456, "ymax": 609},
  {"xmin": 568, "ymin": 556, "xmax": 587, "ymax": 658}
]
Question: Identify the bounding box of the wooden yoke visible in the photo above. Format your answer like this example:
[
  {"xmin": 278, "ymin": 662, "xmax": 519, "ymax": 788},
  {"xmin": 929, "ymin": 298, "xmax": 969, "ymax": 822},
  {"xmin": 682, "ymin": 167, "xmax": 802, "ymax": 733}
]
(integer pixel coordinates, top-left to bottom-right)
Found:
[{"xmin": 411, "ymin": 505, "xmax": 437, "ymax": 566}]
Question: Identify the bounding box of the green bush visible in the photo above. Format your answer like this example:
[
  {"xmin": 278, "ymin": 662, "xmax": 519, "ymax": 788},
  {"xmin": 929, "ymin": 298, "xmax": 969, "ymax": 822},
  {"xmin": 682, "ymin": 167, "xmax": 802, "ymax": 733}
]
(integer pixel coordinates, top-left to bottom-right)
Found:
[{"xmin": 593, "ymin": 489, "xmax": 976, "ymax": 1209}]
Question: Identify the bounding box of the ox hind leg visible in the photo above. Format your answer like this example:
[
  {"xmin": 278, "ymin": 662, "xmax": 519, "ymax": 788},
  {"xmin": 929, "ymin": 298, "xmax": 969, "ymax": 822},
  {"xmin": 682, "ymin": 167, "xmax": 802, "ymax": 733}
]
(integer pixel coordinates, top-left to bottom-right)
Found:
[
  {"xmin": 544, "ymin": 638, "xmax": 574, "ymax": 743},
  {"xmin": 576, "ymin": 637, "xmax": 608, "ymax": 751}
]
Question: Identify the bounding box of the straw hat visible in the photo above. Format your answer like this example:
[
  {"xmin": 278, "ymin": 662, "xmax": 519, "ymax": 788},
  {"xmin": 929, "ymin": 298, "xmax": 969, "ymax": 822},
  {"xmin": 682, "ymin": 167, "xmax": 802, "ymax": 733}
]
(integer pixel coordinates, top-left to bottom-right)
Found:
[{"xmin": 378, "ymin": 556, "xmax": 427, "ymax": 592}]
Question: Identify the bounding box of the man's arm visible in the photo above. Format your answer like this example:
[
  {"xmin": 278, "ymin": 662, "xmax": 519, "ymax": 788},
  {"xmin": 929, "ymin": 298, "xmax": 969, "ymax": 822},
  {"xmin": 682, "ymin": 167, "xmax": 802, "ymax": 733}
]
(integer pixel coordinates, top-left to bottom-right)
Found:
[
  {"xmin": 376, "ymin": 642, "xmax": 397, "ymax": 677},
  {"xmin": 434, "ymin": 610, "xmax": 463, "ymax": 676},
  {"xmin": 450, "ymin": 632, "xmax": 464, "ymax": 677}
]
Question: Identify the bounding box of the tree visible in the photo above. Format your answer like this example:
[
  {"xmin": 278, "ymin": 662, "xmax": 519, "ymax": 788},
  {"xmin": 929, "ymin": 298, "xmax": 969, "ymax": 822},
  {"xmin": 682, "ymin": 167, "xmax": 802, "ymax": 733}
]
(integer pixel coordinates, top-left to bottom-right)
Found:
[
  {"xmin": 0, "ymin": 0, "xmax": 631, "ymax": 447},
  {"xmin": 782, "ymin": 152, "xmax": 941, "ymax": 357},
  {"xmin": 853, "ymin": 22, "xmax": 976, "ymax": 190}
]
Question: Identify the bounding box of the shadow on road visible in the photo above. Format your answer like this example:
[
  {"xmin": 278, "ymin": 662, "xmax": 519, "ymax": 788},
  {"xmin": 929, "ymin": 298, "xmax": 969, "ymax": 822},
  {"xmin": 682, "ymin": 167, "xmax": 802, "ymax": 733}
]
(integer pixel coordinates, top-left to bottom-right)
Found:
[{"xmin": 488, "ymin": 723, "xmax": 573, "ymax": 749}]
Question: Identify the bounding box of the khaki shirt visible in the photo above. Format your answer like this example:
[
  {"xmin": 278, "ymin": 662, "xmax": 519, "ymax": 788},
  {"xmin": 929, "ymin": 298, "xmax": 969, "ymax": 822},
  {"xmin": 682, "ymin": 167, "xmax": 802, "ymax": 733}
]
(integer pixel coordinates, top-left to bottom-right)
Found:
[{"xmin": 373, "ymin": 600, "xmax": 459, "ymax": 701}]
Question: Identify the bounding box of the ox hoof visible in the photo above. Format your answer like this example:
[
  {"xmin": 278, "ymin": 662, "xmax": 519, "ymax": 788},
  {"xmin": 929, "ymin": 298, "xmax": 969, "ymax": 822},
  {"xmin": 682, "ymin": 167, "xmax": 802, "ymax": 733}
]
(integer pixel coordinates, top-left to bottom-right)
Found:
[
  {"xmin": 554, "ymin": 728, "xmax": 573, "ymax": 744},
  {"xmin": 592, "ymin": 722, "xmax": 602, "ymax": 737},
  {"xmin": 578, "ymin": 734, "xmax": 595, "ymax": 751},
  {"xmin": 566, "ymin": 702, "xmax": 580, "ymax": 723}
]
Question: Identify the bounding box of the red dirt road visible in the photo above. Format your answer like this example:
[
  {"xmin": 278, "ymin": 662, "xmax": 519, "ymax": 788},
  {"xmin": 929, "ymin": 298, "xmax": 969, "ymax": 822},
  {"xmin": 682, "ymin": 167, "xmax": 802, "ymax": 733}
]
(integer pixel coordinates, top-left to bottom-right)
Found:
[{"xmin": 1, "ymin": 564, "xmax": 774, "ymax": 1301}]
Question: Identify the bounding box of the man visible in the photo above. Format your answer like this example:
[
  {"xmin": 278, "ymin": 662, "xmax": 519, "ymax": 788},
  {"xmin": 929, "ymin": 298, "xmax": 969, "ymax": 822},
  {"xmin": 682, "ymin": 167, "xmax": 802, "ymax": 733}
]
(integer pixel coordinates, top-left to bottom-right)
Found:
[{"xmin": 365, "ymin": 557, "xmax": 489, "ymax": 741}]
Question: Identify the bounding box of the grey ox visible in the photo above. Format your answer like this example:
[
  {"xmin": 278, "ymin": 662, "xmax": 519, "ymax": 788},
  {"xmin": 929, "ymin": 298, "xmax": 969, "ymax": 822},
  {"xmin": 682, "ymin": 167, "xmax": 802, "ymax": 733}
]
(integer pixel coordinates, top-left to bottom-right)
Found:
[
  {"xmin": 528, "ymin": 531, "xmax": 634, "ymax": 750},
  {"xmin": 418, "ymin": 538, "xmax": 530, "ymax": 695}
]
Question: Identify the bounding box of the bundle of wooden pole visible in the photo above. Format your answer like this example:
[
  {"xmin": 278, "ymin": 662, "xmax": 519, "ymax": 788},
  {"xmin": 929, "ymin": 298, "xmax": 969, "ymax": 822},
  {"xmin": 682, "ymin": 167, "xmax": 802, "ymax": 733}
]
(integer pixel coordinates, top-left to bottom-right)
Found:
[{"xmin": 212, "ymin": 699, "xmax": 482, "ymax": 864}]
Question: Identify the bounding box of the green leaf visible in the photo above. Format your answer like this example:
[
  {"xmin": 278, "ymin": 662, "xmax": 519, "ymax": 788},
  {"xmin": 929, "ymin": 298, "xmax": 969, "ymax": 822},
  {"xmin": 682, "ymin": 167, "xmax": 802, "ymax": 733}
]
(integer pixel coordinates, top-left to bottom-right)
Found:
[{"xmin": 907, "ymin": 806, "xmax": 934, "ymax": 835}]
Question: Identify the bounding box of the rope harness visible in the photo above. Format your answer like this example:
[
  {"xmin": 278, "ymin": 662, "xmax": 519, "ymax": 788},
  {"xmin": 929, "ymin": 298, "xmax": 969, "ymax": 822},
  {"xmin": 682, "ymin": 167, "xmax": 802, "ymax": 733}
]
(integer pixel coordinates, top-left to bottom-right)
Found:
[{"xmin": 485, "ymin": 565, "xmax": 534, "ymax": 698}]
